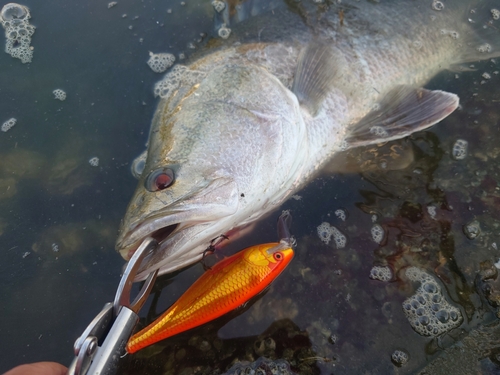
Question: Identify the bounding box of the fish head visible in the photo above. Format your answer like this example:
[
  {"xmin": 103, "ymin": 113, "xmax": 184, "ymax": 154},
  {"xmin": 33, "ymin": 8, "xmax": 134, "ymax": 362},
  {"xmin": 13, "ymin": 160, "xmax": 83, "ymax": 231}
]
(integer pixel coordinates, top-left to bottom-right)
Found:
[
  {"xmin": 117, "ymin": 62, "xmax": 305, "ymax": 280},
  {"xmin": 244, "ymin": 242, "xmax": 294, "ymax": 273}
]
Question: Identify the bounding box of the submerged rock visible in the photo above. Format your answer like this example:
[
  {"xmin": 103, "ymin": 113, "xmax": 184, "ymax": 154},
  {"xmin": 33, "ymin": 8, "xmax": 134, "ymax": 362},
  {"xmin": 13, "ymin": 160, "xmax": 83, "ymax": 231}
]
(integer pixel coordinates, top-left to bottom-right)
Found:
[
  {"xmin": 418, "ymin": 320, "xmax": 500, "ymax": 375},
  {"xmin": 223, "ymin": 357, "xmax": 296, "ymax": 375}
]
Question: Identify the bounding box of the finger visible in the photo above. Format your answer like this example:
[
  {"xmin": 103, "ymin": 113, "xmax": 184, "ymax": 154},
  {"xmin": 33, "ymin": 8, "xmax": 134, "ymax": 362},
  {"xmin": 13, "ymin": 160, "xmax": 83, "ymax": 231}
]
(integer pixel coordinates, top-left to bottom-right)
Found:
[{"xmin": 3, "ymin": 361, "xmax": 68, "ymax": 375}]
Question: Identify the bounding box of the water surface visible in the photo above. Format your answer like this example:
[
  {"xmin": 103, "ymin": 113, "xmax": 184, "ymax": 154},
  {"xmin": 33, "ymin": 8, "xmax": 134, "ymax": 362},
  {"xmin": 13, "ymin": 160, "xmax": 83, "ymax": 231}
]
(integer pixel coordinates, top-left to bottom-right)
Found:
[{"xmin": 0, "ymin": 1, "xmax": 499, "ymax": 374}]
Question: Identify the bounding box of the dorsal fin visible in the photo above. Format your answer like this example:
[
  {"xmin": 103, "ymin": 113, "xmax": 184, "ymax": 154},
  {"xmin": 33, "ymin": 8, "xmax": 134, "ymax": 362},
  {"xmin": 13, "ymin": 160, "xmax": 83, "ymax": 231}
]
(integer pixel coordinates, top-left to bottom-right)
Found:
[
  {"xmin": 344, "ymin": 86, "xmax": 458, "ymax": 148},
  {"xmin": 292, "ymin": 42, "xmax": 342, "ymax": 116}
]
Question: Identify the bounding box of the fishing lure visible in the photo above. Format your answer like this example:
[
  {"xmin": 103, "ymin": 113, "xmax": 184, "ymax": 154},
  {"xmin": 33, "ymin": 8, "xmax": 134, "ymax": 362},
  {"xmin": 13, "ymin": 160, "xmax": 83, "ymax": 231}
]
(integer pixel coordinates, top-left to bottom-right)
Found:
[{"xmin": 127, "ymin": 216, "xmax": 294, "ymax": 353}]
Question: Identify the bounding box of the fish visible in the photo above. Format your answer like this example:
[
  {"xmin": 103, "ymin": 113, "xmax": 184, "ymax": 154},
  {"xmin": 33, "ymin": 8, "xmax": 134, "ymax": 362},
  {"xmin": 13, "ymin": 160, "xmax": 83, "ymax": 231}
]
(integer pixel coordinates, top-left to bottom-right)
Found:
[
  {"xmin": 116, "ymin": 0, "xmax": 500, "ymax": 280},
  {"xmin": 126, "ymin": 212, "xmax": 295, "ymax": 353}
]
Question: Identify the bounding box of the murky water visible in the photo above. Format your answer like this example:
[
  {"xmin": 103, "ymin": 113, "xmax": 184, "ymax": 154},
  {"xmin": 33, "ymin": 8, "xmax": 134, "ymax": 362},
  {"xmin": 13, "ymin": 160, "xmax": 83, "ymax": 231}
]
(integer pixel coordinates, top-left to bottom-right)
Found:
[{"xmin": 1, "ymin": 0, "xmax": 499, "ymax": 374}]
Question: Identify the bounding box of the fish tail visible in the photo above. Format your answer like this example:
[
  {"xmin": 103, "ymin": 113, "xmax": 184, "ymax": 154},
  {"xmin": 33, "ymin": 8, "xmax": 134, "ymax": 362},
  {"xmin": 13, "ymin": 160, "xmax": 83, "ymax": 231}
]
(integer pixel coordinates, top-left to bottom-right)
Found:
[{"xmin": 449, "ymin": 0, "xmax": 500, "ymax": 64}]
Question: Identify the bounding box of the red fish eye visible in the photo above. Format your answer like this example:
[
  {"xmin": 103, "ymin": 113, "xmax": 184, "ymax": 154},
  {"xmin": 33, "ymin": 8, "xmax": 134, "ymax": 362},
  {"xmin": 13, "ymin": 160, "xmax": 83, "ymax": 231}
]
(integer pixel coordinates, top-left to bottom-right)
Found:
[
  {"xmin": 273, "ymin": 252, "xmax": 283, "ymax": 261},
  {"xmin": 145, "ymin": 168, "xmax": 175, "ymax": 192}
]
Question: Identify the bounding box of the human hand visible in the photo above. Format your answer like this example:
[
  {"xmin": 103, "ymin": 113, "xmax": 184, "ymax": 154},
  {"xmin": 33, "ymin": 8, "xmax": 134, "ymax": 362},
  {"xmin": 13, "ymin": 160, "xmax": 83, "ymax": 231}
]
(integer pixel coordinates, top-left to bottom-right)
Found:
[{"xmin": 3, "ymin": 362, "xmax": 67, "ymax": 375}]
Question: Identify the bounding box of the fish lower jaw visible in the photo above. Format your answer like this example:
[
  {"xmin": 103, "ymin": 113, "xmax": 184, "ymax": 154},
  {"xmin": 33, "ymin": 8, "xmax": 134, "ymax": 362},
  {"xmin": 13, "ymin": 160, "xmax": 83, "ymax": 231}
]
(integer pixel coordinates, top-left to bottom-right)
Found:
[{"xmin": 119, "ymin": 223, "xmax": 180, "ymax": 260}]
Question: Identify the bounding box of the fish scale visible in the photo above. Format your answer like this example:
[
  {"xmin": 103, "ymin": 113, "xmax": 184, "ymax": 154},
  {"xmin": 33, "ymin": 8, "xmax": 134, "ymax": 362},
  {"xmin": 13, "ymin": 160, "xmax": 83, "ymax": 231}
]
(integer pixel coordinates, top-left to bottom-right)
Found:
[{"xmin": 126, "ymin": 242, "xmax": 294, "ymax": 353}]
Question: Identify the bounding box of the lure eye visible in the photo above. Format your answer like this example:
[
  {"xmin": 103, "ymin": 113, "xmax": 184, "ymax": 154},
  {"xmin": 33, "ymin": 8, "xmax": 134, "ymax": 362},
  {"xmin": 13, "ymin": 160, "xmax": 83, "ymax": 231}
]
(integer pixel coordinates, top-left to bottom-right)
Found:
[
  {"xmin": 145, "ymin": 168, "xmax": 175, "ymax": 192},
  {"xmin": 273, "ymin": 252, "xmax": 283, "ymax": 261}
]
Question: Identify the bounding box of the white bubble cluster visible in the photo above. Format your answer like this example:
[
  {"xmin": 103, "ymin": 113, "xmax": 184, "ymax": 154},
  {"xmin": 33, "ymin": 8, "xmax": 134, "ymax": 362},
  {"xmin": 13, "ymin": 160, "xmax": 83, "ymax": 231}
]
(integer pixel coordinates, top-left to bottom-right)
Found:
[
  {"xmin": 107, "ymin": 2, "xmax": 117, "ymax": 8},
  {"xmin": 155, "ymin": 64, "xmax": 185, "ymax": 98},
  {"xmin": 452, "ymin": 139, "xmax": 468, "ymax": 160},
  {"xmin": 88, "ymin": 157, "xmax": 99, "ymax": 167},
  {"xmin": 477, "ymin": 43, "xmax": 492, "ymax": 53},
  {"xmin": 334, "ymin": 209, "xmax": 347, "ymax": 221},
  {"xmin": 1, "ymin": 3, "xmax": 35, "ymax": 63},
  {"xmin": 431, "ymin": 0, "xmax": 444, "ymax": 11},
  {"xmin": 317, "ymin": 222, "xmax": 346, "ymax": 248},
  {"xmin": 402, "ymin": 267, "xmax": 463, "ymax": 336},
  {"xmin": 482, "ymin": 72, "xmax": 491, "ymax": 80},
  {"xmin": 369, "ymin": 265, "xmax": 392, "ymax": 282},
  {"xmin": 371, "ymin": 224, "xmax": 385, "ymax": 244},
  {"xmin": 316, "ymin": 223, "xmax": 331, "ymax": 245},
  {"xmin": 1, "ymin": 117, "xmax": 16, "ymax": 132},
  {"xmin": 154, "ymin": 64, "xmax": 206, "ymax": 99},
  {"xmin": 147, "ymin": 52, "xmax": 175, "ymax": 73},
  {"xmin": 53, "ymin": 89, "xmax": 66, "ymax": 101},
  {"xmin": 369, "ymin": 126, "xmax": 388, "ymax": 137},
  {"xmin": 212, "ymin": 0, "xmax": 225, "ymax": 13},
  {"xmin": 218, "ymin": 24, "xmax": 231, "ymax": 39},
  {"xmin": 492, "ymin": 9, "xmax": 500, "ymax": 20},
  {"xmin": 440, "ymin": 29, "xmax": 459, "ymax": 40},
  {"xmin": 391, "ymin": 350, "xmax": 409, "ymax": 367}
]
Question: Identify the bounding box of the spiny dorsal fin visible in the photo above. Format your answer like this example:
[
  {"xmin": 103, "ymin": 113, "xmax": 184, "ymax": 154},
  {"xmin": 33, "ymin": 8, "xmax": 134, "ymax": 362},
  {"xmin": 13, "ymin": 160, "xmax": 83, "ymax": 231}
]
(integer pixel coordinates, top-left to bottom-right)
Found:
[
  {"xmin": 292, "ymin": 42, "xmax": 342, "ymax": 116},
  {"xmin": 344, "ymin": 86, "xmax": 459, "ymax": 148}
]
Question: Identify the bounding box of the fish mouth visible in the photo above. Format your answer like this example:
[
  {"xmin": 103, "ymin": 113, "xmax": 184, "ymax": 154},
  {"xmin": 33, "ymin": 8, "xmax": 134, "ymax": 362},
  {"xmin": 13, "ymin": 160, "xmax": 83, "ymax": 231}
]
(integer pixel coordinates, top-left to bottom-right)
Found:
[
  {"xmin": 117, "ymin": 213, "xmax": 224, "ymax": 280},
  {"xmin": 130, "ymin": 223, "xmax": 179, "ymax": 259},
  {"xmin": 152, "ymin": 224, "xmax": 179, "ymax": 241},
  {"xmin": 117, "ymin": 177, "xmax": 241, "ymax": 279}
]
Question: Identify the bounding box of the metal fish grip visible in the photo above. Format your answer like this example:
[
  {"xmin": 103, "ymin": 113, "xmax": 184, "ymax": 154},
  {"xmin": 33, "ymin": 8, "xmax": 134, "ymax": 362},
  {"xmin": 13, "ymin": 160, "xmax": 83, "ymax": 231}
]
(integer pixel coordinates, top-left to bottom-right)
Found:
[{"xmin": 67, "ymin": 237, "xmax": 159, "ymax": 375}]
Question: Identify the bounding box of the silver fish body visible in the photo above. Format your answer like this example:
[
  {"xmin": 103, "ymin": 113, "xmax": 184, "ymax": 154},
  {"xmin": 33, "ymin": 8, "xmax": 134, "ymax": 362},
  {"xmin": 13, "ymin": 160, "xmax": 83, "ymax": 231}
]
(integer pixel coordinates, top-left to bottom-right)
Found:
[{"xmin": 117, "ymin": 0, "xmax": 500, "ymax": 279}]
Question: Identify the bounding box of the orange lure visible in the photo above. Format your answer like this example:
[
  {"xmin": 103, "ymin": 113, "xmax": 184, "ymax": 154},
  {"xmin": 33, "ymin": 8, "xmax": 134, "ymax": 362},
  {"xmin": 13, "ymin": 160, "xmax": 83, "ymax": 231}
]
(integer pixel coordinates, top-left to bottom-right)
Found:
[{"xmin": 127, "ymin": 241, "xmax": 294, "ymax": 353}]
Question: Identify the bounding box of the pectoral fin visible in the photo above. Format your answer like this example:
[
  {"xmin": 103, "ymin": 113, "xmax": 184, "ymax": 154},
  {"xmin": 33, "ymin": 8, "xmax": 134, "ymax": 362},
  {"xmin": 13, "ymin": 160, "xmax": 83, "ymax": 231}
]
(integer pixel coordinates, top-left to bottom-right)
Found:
[
  {"xmin": 292, "ymin": 42, "xmax": 344, "ymax": 116},
  {"xmin": 344, "ymin": 86, "xmax": 458, "ymax": 148}
]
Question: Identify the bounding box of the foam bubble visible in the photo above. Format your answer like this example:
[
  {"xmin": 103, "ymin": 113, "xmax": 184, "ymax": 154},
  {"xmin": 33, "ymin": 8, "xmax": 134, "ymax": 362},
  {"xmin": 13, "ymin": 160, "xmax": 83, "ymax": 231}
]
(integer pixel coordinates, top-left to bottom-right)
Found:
[
  {"xmin": 391, "ymin": 350, "xmax": 409, "ymax": 367},
  {"xmin": 53, "ymin": 89, "xmax": 66, "ymax": 101},
  {"xmin": 335, "ymin": 208, "xmax": 347, "ymax": 221},
  {"xmin": 1, "ymin": 117, "xmax": 16, "ymax": 132},
  {"xmin": 107, "ymin": 2, "xmax": 117, "ymax": 8},
  {"xmin": 317, "ymin": 222, "xmax": 346, "ymax": 248},
  {"xmin": 218, "ymin": 25, "xmax": 231, "ymax": 39},
  {"xmin": 147, "ymin": 52, "xmax": 175, "ymax": 73},
  {"xmin": 88, "ymin": 157, "xmax": 99, "ymax": 167},
  {"xmin": 369, "ymin": 126, "xmax": 388, "ymax": 137},
  {"xmin": 154, "ymin": 65, "xmax": 206, "ymax": 99},
  {"xmin": 1, "ymin": 3, "xmax": 35, "ymax": 63},
  {"xmin": 477, "ymin": 43, "xmax": 492, "ymax": 53},
  {"xmin": 1, "ymin": 3, "xmax": 28, "ymax": 20},
  {"xmin": 212, "ymin": 0, "xmax": 225, "ymax": 13},
  {"xmin": 492, "ymin": 9, "xmax": 500, "ymax": 20},
  {"xmin": 331, "ymin": 226, "xmax": 346, "ymax": 248},
  {"xmin": 369, "ymin": 265, "xmax": 392, "ymax": 282},
  {"xmin": 431, "ymin": 0, "xmax": 444, "ymax": 11},
  {"xmin": 402, "ymin": 267, "xmax": 462, "ymax": 336},
  {"xmin": 371, "ymin": 224, "xmax": 385, "ymax": 244},
  {"xmin": 451, "ymin": 139, "xmax": 468, "ymax": 160}
]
